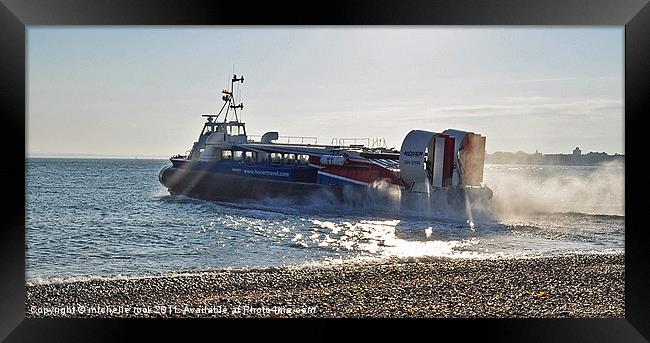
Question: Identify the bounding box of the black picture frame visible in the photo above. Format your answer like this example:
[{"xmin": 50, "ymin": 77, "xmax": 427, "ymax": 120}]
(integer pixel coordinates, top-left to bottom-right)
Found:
[{"xmin": 2, "ymin": 0, "xmax": 649, "ymax": 341}]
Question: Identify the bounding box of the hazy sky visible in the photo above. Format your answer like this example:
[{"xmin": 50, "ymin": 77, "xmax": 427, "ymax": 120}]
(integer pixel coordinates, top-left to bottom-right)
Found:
[{"xmin": 28, "ymin": 27, "xmax": 623, "ymax": 157}]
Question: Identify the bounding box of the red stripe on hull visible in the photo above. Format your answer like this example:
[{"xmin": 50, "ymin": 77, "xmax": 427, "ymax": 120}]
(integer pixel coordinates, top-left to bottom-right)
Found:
[{"xmin": 315, "ymin": 158, "xmax": 403, "ymax": 186}]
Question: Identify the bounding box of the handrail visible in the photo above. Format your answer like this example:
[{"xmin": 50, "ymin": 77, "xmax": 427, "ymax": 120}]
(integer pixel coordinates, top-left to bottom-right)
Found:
[
  {"xmin": 248, "ymin": 134, "xmax": 318, "ymax": 144},
  {"xmin": 330, "ymin": 137, "xmax": 387, "ymax": 148}
]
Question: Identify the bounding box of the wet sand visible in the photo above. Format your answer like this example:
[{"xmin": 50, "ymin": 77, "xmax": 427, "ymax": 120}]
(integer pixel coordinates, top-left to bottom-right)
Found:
[{"xmin": 26, "ymin": 253, "xmax": 624, "ymax": 318}]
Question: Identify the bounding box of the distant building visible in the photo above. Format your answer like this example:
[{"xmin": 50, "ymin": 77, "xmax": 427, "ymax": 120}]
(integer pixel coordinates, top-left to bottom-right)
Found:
[{"xmin": 573, "ymin": 147, "xmax": 582, "ymax": 156}]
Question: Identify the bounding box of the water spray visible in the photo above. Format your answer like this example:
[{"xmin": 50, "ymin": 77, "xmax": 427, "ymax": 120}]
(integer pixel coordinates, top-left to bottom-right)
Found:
[{"xmin": 464, "ymin": 187, "xmax": 475, "ymax": 231}]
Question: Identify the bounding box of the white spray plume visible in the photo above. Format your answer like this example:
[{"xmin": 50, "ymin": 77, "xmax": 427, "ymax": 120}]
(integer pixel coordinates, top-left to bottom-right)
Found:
[{"xmin": 483, "ymin": 160, "xmax": 624, "ymax": 217}]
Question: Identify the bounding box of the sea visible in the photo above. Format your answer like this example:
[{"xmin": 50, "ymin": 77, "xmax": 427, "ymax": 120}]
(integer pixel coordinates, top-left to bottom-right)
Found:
[{"xmin": 26, "ymin": 158, "xmax": 624, "ymax": 282}]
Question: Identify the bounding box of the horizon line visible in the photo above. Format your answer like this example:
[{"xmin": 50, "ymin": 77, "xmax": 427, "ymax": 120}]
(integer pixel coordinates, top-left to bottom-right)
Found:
[{"xmin": 27, "ymin": 149, "xmax": 625, "ymax": 159}]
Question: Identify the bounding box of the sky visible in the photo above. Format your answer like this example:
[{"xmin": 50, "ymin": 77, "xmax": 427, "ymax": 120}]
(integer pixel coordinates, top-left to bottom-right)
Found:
[{"xmin": 27, "ymin": 27, "xmax": 624, "ymax": 157}]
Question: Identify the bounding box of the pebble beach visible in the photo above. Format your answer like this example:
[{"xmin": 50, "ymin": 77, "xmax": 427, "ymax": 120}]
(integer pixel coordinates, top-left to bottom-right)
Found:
[{"xmin": 26, "ymin": 253, "xmax": 624, "ymax": 318}]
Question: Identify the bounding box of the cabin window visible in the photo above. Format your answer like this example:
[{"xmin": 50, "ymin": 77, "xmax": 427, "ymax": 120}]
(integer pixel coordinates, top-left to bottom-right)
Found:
[
  {"xmin": 297, "ymin": 154, "xmax": 309, "ymax": 166},
  {"xmin": 221, "ymin": 150, "xmax": 232, "ymax": 160},
  {"xmin": 284, "ymin": 154, "xmax": 296, "ymax": 165},
  {"xmin": 258, "ymin": 152, "xmax": 269, "ymax": 164},
  {"xmin": 271, "ymin": 153, "xmax": 282, "ymax": 165},
  {"xmin": 233, "ymin": 151, "xmax": 243, "ymax": 162},
  {"xmin": 244, "ymin": 151, "xmax": 255, "ymax": 164}
]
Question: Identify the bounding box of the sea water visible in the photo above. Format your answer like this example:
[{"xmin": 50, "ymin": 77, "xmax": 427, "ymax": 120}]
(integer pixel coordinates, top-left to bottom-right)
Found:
[{"xmin": 26, "ymin": 158, "xmax": 624, "ymax": 281}]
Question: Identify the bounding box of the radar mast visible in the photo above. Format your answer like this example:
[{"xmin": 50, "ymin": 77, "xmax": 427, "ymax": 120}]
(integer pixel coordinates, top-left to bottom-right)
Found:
[{"xmin": 210, "ymin": 73, "xmax": 245, "ymax": 123}]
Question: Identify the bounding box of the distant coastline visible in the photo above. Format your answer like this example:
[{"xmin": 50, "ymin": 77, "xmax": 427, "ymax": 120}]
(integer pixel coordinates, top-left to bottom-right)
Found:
[
  {"xmin": 486, "ymin": 147, "xmax": 624, "ymax": 166},
  {"xmin": 27, "ymin": 153, "xmax": 169, "ymax": 160}
]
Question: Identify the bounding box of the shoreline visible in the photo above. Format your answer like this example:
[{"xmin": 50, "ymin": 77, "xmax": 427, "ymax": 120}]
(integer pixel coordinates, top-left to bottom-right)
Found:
[{"xmin": 26, "ymin": 253, "xmax": 624, "ymax": 318}]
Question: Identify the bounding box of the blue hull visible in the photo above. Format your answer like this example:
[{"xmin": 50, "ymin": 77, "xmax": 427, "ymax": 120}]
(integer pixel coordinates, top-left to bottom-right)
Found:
[{"xmin": 159, "ymin": 165, "xmax": 353, "ymax": 202}]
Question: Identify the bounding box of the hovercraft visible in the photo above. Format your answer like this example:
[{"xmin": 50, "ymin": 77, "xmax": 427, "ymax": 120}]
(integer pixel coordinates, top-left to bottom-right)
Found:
[{"xmin": 159, "ymin": 73, "xmax": 493, "ymax": 210}]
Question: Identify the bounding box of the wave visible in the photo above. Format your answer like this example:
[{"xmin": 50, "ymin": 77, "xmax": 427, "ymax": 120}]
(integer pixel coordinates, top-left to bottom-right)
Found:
[{"xmin": 27, "ymin": 249, "xmax": 624, "ymax": 286}]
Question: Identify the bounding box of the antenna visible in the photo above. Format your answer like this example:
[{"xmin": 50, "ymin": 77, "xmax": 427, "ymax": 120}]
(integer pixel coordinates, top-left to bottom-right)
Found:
[
  {"xmin": 211, "ymin": 68, "xmax": 245, "ymax": 125},
  {"xmin": 237, "ymin": 82, "xmax": 242, "ymax": 122}
]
